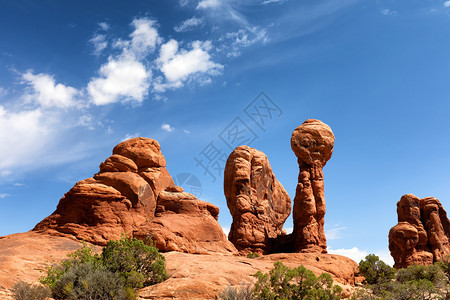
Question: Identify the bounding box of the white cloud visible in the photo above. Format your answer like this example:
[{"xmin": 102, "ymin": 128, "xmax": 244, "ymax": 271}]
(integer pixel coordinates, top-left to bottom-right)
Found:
[
  {"xmin": 98, "ymin": 22, "xmax": 110, "ymax": 31},
  {"xmin": 22, "ymin": 72, "xmax": 79, "ymax": 108},
  {"xmin": 90, "ymin": 34, "xmax": 108, "ymax": 56},
  {"xmin": 219, "ymin": 27, "xmax": 268, "ymax": 57},
  {"xmin": 262, "ymin": 0, "xmax": 286, "ymax": 4},
  {"xmin": 328, "ymin": 247, "xmax": 394, "ymax": 266},
  {"xmin": 161, "ymin": 123, "xmax": 175, "ymax": 132},
  {"xmin": 0, "ymin": 106, "xmax": 51, "ymax": 171},
  {"xmin": 0, "ymin": 87, "xmax": 6, "ymax": 97},
  {"xmin": 328, "ymin": 247, "xmax": 368, "ymax": 264},
  {"xmin": 325, "ymin": 226, "xmax": 347, "ymax": 240},
  {"xmin": 88, "ymin": 57, "xmax": 151, "ymax": 105},
  {"xmin": 155, "ymin": 39, "xmax": 223, "ymax": 91},
  {"xmin": 174, "ymin": 17, "xmax": 204, "ymax": 32},
  {"xmin": 121, "ymin": 133, "xmax": 140, "ymax": 142},
  {"xmin": 381, "ymin": 9, "xmax": 397, "ymax": 15},
  {"xmin": 77, "ymin": 114, "xmax": 95, "ymax": 129},
  {"xmin": 87, "ymin": 18, "xmax": 160, "ymax": 105},
  {"xmin": 1, "ymin": 170, "xmax": 11, "ymax": 176},
  {"xmin": 183, "ymin": 129, "xmax": 191, "ymax": 134},
  {"xmin": 445, "ymin": 1, "xmax": 450, "ymax": 7},
  {"xmin": 197, "ymin": 0, "xmax": 220, "ymax": 9},
  {"xmin": 180, "ymin": 0, "xmax": 190, "ymax": 6},
  {"xmin": 128, "ymin": 18, "xmax": 161, "ymax": 56},
  {"xmin": 0, "ymin": 193, "xmax": 10, "ymax": 199}
]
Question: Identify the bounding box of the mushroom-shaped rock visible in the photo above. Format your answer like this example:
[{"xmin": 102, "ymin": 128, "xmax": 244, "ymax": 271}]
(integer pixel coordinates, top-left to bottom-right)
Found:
[
  {"xmin": 224, "ymin": 145, "xmax": 291, "ymax": 254},
  {"xmin": 389, "ymin": 194, "xmax": 450, "ymax": 268},
  {"xmin": 290, "ymin": 119, "xmax": 335, "ymax": 253}
]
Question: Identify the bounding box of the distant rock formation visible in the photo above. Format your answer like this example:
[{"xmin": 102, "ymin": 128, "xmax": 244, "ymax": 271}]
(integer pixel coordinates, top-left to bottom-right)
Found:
[
  {"xmin": 389, "ymin": 194, "xmax": 450, "ymax": 268},
  {"xmin": 224, "ymin": 145, "xmax": 291, "ymax": 254},
  {"xmin": 34, "ymin": 137, "xmax": 236, "ymax": 254},
  {"xmin": 290, "ymin": 119, "xmax": 335, "ymax": 253}
]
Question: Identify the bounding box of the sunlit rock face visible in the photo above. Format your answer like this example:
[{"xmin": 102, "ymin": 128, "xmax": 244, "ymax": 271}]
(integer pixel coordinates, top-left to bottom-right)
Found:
[
  {"xmin": 34, "ymin": 137, "xmax": 237, "ymax": 254},
  {"xmin": 224, "ymin": 145, "xmax": 291, "ymax": 254}
]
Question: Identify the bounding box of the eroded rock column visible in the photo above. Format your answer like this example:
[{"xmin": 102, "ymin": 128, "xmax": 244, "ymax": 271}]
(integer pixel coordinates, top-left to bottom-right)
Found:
[
  {"xmin": 389, "ymin": 194, "xmax": 450, "ymax": 268},
  {"xmin": 224, "ymin": 145, "xmax": 291, "ymax": 254},
  {"xmin": 290, "ymin": 119, "xmax": 335, "ymax": 253}
]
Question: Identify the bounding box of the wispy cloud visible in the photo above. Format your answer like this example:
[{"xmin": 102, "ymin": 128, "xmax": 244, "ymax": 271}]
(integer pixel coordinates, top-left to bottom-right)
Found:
[
  {"xmin": 174, "ymin": 17, "xmax": 204, "ymax": 32},
  {"xmin": 120, "ymin": 132, "xmax": 140, "ymax": 142},
  {"xmin": 262, "ymin": 0, "xmax": 286, "ymax": 5},
  {"xmin": 90, "ymin": 34, "xmax": 108, "ymax": 56},
  {"xmin": 0, "ymin": 193, "xmax": 10, "ymax": 199},
  {"xmin": 325, "ymin": 226, "xmax": 347, "ymax": 240},
  {"xmin": 161, "ymin": 123, "xmax": 175, "ymax": 132},
  {"xmin": 197, "ymin": 0, "xmax": 221, "ymax": 9},
  {"xmin": 98, "ymin": 22, "xmax": 110, "ymax": 31},
  {"xmin": 219, "ymin": 27, "xmax": 268, "ymax": 57},
  {"xmin": 381, "ymin": 8, "xmax": 397, "ymax": 16},
  {"xmin": 1, "ymin": 170, "xmax": 12, "ymax": 176}
]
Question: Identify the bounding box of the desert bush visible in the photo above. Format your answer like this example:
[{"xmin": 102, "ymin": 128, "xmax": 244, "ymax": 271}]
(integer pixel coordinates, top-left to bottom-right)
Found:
[
  {"xmin": 396, "ymin": 263, "xmax": 447, "ymax": 287},
  {"xmin": 101, "ymin": 236, "xmax": 167, "ymax": 287},
  {"xmin": 355, "ymin": 254, "xmax": 450, "ymax": 300},
  {"xmin": 252, "ymin": 261, "xmax": 343, "ymax": 299},
  {"xmin": 247, "ymin": 253, "xmax": 260, "ymax": 259},
  {"xmin": 51, "ymin": 262, "xmax": 126, "ymax": 300},
  {"xmin": 41, "ymin": 236, "xmax": 167, "ymax": 299},
  {"xmin": 218, "ymin": 284, "xmax": 254, "ymax": 300},
  {"xmin": 12, "ymin": 281, "xmax": 51, "ymax": 300},
  {"xmin": 358, "ymin": 254, "xmax": 396, "ymax": 285}
]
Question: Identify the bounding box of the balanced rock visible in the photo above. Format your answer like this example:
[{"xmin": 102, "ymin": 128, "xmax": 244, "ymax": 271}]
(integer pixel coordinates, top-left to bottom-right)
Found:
[
  {"xmin": 34, "ymin": 137, "xmax": 236, "ymax": 254},
  {"xmin": 224, "ymin": 145, "xmax": 291, "ymax": 254},
  {"xmin": 290, "ymin": 119, "xmax": 335, "ymax": 253},
  {"xmin": 389, "ymin": 194, "xmax": 450, "ymax": 268}
]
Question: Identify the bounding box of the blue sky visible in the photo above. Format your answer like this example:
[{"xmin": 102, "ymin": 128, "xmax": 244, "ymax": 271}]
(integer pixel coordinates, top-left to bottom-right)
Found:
[{"xmin": 1, "ymin": 0, "xmax": 450, "ymax": 265}]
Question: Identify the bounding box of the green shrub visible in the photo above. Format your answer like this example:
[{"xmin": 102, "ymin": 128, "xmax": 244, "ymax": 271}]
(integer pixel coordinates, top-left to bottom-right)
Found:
[
  {"xmin": 52, "ymin": 262, "xmax": 126, "ymax": 300},
  {"xmin": 41, "ymin": 236, "xmax": 167, "ymax": 299},
  {"xmin": 355, "ymin": 255, "xmax": 450, "ymax": 300},
  {"xmin": 101, "ymin": 236, "xmax": 167, "ymax": 287},
  {"xmin": 358, "ymin": 254, "xmax": 396, "ymax": 285},
  {"xmin": 396, "ymin": 263, "xmax": 447, "ymax": 287},
  {"xmin": 247, "ymin": 253, "xmax": 260, "ymax": 259},
  {"xmin": 12, "ymin": 281, "xmax": 51, "ymax": 300},
  {"xmin": 252, "ymin": 261, "xmax": 343, "ymax": 299}
]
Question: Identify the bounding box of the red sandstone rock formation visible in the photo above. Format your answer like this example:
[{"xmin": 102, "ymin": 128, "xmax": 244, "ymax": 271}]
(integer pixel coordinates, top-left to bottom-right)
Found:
[
  {"xmin": 290, "ymin": 119, "xmax": 335, "ymax": 253},
  {"xmin": 34, "ymin": 137, "xmax": 236, "ymax": 254},
  {"xmin": 389, "ymin": 194, "xmax": 450, "ymax": 268},
  {"xmin": 224, "ymin": 145, "xmax": 291, "ymax": 254}
]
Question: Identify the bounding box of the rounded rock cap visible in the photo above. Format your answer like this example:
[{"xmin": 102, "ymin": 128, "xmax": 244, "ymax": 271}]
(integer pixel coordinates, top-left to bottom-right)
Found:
[{"xmin": 291, "ymin": 119, "xmax": 335, "ymax": 166}]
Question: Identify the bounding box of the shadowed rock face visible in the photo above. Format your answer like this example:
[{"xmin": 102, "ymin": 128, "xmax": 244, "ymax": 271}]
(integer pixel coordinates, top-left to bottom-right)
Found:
[
  {"xmin": 389, "ymin": 194, "xmax": 450, "ymax": 268},
  {"xmin": 224, "ymin": 145, "xmax": 291, "ymax": 254},
  {"xmin": 34, "ymin": 137, "xmax": 236, "ymax": 254},
  {"xmin": 291, "ymin": 119, "xmax": 335, "ymax": 253}
]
